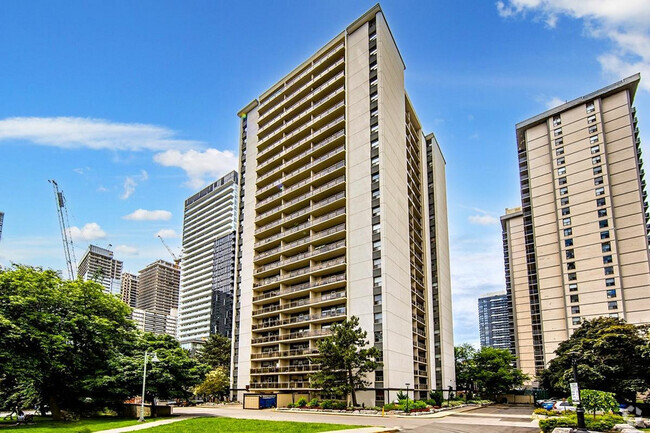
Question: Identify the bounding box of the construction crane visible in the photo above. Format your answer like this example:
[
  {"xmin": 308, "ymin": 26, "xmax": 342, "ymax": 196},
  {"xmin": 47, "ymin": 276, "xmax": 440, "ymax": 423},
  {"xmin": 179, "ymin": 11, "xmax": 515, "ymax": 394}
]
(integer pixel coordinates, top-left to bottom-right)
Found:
[
  {"xmin": 49, "ymin": 180, "xmax": 77, "ymax": 280},
  {"xmin": 158, "ymin": 235, "xmax": 182, "ymax": 267}
]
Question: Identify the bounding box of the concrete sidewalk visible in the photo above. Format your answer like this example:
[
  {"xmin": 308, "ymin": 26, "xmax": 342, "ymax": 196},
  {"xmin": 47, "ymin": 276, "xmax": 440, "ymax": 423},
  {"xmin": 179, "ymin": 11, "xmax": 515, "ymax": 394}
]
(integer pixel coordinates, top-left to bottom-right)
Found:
[
  {"xmin": 97, "ymin": 415, "xmax": 195, "ymax": 432},
  {"xmin": 321, "ymin": 428, "xmax": 398, "ymax": 433}
]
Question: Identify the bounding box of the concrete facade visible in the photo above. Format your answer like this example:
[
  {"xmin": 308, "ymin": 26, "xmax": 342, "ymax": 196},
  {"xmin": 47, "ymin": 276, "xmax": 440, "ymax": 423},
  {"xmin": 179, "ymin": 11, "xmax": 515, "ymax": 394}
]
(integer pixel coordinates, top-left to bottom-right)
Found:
[
  {"xmin": 478, "ymin": 291, "xmax": 512, "ymax": 351},
  {"xmin": 131, "ymin": 307, "xmax": 177, "ymax": 337},
  {"xmin": 137, "ymin": 260, "xmax": 180, "ymax": 316},
  {"xmin": 508, "ymin": 74, "xmax": 650, "ymax": 379},
  {"xmin": 232, "ymin": 5, "xmax": 454, "ymax": 406},
  {"xmin": 77, "ymin": 245, "xmax": 123, "ymax": 296},
  {"xmin": 121, "ymin": 272, "xmax": 138, "ymax": 308}
]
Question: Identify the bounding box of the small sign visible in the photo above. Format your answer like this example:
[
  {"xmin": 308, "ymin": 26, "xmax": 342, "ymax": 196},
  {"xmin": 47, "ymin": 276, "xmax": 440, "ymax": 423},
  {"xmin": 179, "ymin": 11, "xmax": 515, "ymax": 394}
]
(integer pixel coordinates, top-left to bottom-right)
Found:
[{"xmin": 570, "ymin": 382, "xmax": 580, "ymax": 403}]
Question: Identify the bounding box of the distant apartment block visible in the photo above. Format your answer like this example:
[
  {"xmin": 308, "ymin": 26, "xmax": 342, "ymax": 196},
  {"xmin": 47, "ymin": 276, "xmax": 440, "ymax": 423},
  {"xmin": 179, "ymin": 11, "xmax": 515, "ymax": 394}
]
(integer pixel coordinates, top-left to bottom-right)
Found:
[
  {"xmin": 211, "ymin": 231, "xmax": 236, "ymax": 337},
  {"xmin": 177, "ymin": 171, "xmax": 238, "ymax": 350},
  {"xmin": 507, "ymin": 74, "xmax": 650, "ymax": 379},
  {"xmin": 231, "ymin": 5, "xmax": 455, "ymax": 406},
  {"xmin": 78, "ymin": 245, "xmax": 123, "ymax": 295},
  {"xmin": 137, "ymin": 260, "xmax": 180, "ymax": 315},
  {"xmin": 132, "ymin": 308, "xmax": 177, "ymax": 337},
  {"xmin": 0, "ymin": 212, "xmax": 4, "ymax": 243},
  {"xmin": 478, "ymin": 291, "xmax": 512, "ymax": 351},
  {"xmin": 121, "ymin": 272, "xmax": 138, "ymax": 308}
]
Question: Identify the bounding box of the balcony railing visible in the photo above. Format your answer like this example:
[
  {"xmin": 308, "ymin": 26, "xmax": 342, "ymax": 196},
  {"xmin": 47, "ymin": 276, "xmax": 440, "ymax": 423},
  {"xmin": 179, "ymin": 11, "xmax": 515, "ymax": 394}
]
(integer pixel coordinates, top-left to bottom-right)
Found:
[
  {"xmin": 250, "ymin": 364, "xmax": 322, "ymax": 374},
  {"xmin": 252, "ymin": 273, "xmax": 346, "ymax": 302},
  {"xmin": 249, "ymin": 382, "xmax": 310, "ymax": 389},
  {"xmin": 251, "ymin": 348, "xmax": 319, "ymax": 360},
  {"xmin": 253, "ymin": 290, "xmax": 346, "ymax": 316},
  {"xmin": 252, "ymin": 309, "xmax": 346, "ymax": 330},
  {"xmin": 254, "ymin": 239, "xmax": 346, "ymax": 276},
  {"xmin": 251, "ymin": 329, "xmax": 332, "ymax": 344}
]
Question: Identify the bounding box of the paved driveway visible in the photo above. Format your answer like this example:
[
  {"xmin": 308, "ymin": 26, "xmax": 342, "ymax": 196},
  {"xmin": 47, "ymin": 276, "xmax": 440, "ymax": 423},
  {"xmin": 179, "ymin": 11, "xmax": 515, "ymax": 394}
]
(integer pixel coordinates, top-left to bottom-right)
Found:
[{"xmin": 175, "ymin": 404, "xmax": 539, "ymax": 433}]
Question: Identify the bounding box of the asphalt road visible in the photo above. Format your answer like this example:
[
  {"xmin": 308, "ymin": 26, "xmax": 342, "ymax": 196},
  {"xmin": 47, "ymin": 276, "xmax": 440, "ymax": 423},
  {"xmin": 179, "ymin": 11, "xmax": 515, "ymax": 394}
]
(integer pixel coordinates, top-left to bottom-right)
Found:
[{"xmin": 175, "ymin": 404, "xmax": 540, "ymax": 433}]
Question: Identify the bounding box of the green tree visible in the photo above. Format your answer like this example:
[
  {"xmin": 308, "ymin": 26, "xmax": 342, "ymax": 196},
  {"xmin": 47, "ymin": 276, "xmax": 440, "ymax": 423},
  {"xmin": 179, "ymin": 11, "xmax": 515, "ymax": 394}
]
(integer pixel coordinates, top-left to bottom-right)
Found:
[
  {"xmin": 309, "ymin": 316, "xmax": 380, "ymax": 407},
  {"xmin": 539, "ymin": 317, "xmax": 650, "ymax": 401},
  {"xmin": 454, "ymin": 343, "xmax": 477, "ymax": 391},
  {"xmin": 577, "ymin": 389, "xmax": 618, "ymax": 419},
  {"xmin": 0, "ymin": 266, "xmax": 135, "ymax": 419},
  {"xmin": 197, "ymin": 334, "xmax": 231, "ymax": 370},
  {"xmin": 471, "ymin": 347, "xmax": 528, "ymax": 399},
  {"xmin": 194, "ymin": 367, "xmax": 230, "ymax": 401}
]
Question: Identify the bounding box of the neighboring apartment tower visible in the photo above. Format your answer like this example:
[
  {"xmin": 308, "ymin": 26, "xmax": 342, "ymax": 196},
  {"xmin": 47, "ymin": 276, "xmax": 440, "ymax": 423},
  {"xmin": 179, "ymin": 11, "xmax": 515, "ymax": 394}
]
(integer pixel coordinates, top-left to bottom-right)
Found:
[
  {"xmin": 211, "ymin": 231, "xmax": 236, "ymax": 337},
  {"xmin": 0, "ymin": 212, "xmax": 4, "ymax": 243},
  {"xmin": 137, "ymin": 260, "xmax": 180, "ymax": 315},
  {"xmin": 477, "ymin": 291, "xmax": 512, "ymax": 351},
  {"xmin": 510, "ymin": 74, "xmax": 650, "ymax": 379},
  {"xmin": 232, "ymin": 5, "xmax": 454, "ymax": 406},
  {"xmin": 77, "ymin": 245, "xmax": 123, "ymax": 296},
  {"xmin": 121, "ymin": 272, "xmax": 138, "ymax": 308},
  {"xmin": 131, "ymin": 308, "xmax": 178, "ymax": 337},
  {"xmin": 177, "ymin": 171, "xmax": 238, "ymax": 350}
]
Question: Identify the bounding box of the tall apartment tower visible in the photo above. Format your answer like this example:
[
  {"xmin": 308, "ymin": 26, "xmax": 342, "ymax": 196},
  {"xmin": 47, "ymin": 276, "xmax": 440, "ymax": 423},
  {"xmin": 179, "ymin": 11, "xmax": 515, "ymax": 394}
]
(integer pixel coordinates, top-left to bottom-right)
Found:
[
  {"xmin": 137, "ymin": 260, "xmax": 180, "ymax": 315},
  {"xmin": 77, "ymin": 245, "xmax": 123, "ymax": 296},
  {"xmin": 510, "ymin": 74, "xmax": 650, "ymax": 379},
  {"xmin": 177, "ymin": 171, "xmax": 238, "ymax": 350},
  {"xmin": 0, "ymin": 212, "xmax": 4, "ymax": 243},
  {"xmin": 232, "ymin": 5, "xmax": 454, "ymax": 406},
  {"xmin": 211, "ymin": 231, "xmax": 236, "ymax": 337},
  {"xmin": 121, "ymin": 272, "xmax": 138, "ymax": 308},
  {"xmin": 477, "ymin": 291, "xmax": 513, "ymax": 351}
]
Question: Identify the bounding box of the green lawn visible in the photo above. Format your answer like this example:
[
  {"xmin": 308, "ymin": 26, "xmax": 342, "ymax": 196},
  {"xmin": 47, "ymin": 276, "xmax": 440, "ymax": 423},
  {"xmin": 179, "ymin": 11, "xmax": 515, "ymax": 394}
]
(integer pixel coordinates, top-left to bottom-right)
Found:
[
  {"xmin": 0, "ymin": 416, "xmax": 147, "ymax": 432},
  {"xmin": 145, "ymin": 417, "xmax": 361, "ymax": 433}
]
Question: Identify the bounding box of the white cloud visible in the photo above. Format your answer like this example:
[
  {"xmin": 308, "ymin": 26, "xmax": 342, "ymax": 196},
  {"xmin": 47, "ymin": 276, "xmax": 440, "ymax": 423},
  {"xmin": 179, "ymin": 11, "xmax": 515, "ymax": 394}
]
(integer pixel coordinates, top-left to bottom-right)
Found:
[
  {"xmin": 155, "ymin": 229, "xmax": 179, "ymax": 238},
  {"xmin": 120, "ymin": 169, "xmax": 148, "ymax": 200},
  {"xmin": 97, "ymin": 185, "xmax": 109, "ymax": 193},
  {"xmin": 123, "ymin": 209, "xmax": 172, "ymax": 221},
  {"xmin": 468, "ymin": 214, "xmax": 499, "ymax": 225},
  {"xmin": 68, "ymin": 222, "xmax": 106, "ymax": 242},
  {"xmin": 545, "ymin": 96, "xmax": 565, "ymax": 109},
  {"xmin": 496, "ymin": 0, "xmax": 650, "ymax": 91},
  {"xmin": 0, "ymin": 117, "xmax": 202, "ymax": 151},
  {"xmin": 114, "ymin": 244, "xmax": 139, "ymax": 256},
  {"xmin": 154, "ymin": 148, "xmax": 238, "ymax": 189}
]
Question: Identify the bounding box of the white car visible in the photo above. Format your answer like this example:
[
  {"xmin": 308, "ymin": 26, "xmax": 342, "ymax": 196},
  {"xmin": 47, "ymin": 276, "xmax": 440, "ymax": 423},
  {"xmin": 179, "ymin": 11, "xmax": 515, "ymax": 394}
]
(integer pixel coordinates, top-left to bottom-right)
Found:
[{"xmin": 554, "ymin": 401, "xmax": 576, "ymax": 412}]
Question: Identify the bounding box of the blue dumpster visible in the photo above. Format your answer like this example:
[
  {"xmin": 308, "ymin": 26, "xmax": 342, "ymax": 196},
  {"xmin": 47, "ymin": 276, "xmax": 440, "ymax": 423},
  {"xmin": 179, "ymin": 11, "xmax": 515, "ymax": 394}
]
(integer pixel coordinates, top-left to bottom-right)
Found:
[{"xmin": 259, "ymin": 395, "xmax": 277, "ymax": 409}]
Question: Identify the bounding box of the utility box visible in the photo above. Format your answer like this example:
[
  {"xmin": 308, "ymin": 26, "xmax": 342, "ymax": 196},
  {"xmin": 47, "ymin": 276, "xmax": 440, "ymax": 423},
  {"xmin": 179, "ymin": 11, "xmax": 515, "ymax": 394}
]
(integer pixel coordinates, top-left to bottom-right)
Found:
[{"xmin": 243, "ymin": 394, "xmax": 277, "ymax": 409}]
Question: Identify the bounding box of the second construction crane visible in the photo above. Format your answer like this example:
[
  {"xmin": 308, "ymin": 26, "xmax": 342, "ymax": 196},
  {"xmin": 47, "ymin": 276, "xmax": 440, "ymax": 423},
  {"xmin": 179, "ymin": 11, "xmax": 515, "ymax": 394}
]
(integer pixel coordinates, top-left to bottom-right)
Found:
[
  {"xmin": 158, "ymin": 235, "xmax": 182, "ymax": 267},
  {"xmin": 49, "ymin": 180, "xmax": 77, "ymax": 280}
]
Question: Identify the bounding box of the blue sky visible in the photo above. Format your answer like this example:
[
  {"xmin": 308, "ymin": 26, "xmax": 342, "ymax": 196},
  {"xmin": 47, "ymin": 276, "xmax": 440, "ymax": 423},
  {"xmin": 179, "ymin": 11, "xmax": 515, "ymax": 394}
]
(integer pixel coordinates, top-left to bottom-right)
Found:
[{"xmin": 1, "ymin": 0, "xmax": 649, "ymax": 346}]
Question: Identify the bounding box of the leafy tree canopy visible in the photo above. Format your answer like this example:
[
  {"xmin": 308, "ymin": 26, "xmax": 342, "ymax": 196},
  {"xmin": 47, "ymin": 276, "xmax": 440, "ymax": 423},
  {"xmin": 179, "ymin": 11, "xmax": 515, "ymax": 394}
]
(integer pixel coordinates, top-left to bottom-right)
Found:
[
  {"xmin": 310, "ymin": 316, "xmax": 380, "ymax": 406},
  {"xmin": 196, "ymin": 334, "xmax": 231, "ymax": 370},
  {"xmin": 576, "ymin": 389, "xmax": 618, "ymax": 419},
  {"xmin": 454, "ymin": 343, "xmax": 477, "ymax": 391},
  {"xmin": 539, "ymin": 317, "xmax": 650, "ymax": 401},
  {"xmin": 194, "ymin": 367, "xmax": 230, "ymax": 399}
]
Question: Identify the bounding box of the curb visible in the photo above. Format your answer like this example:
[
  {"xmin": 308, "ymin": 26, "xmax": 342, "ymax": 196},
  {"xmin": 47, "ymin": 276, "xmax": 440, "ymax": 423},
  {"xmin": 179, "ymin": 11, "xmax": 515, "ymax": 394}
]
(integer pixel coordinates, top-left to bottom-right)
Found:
[{"xmin": 96, "ymin": 415, "xmax": 196, "ymax": 432}]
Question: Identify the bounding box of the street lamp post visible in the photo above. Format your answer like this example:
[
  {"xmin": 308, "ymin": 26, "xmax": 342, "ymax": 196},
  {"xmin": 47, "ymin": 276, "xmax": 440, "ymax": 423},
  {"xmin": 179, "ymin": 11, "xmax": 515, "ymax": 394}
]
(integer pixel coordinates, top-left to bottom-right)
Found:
[
  {"xmin": 138, "ymin": 350, "xmax": 159, "ymax": 422},
  {"xmin": 571, "ymin": 356, "xmax": 587, "ymax": 431},
  {"xmin": 405, "ymin": 383, "xmax": 410, "ymax": 413}
]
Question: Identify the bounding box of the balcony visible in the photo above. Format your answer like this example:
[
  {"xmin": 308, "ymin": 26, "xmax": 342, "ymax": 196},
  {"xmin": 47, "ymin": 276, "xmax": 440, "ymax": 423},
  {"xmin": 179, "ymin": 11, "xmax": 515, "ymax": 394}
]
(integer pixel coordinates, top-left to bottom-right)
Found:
[
  {"xmin": 254, "ymin": 239, "xmax": 346, "ymax": 277},
  {"xmin": 250, "ymin": 364, "xmax": 322, "ymax": 375},
  {"xmin": 249, "ymin": 382, "xmax": 311, "ymax": 389},
  {"xmin": 251, "ymin": 348, "xmax": 319, "ymax": 360},
  {"xmin": 251, "ymin": 329, "xmax": 332, "ymax": 345},
  {"xmin": 252, "ymin": 273, "xmax": 346, "ymax": 302},
  {"xmin": 253, "ymin": 290, "xmax": 346, "ymax": 316},
  {"xmin": 252, "ymin": 309, "xmax": 346, "ymax": 330}
]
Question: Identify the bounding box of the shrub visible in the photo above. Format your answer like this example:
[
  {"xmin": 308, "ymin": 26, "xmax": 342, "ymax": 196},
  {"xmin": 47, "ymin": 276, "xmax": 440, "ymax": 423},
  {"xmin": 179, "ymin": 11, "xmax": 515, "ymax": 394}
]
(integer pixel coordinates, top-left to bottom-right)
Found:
[
  {"xmin": 538, "ymin": 413, "xmax": 624, "ymax": 433},
  {"xmin": 331, "ymin": 400, "xmax": 347, "ymax": 410},
  {"xmin": 396, "ymin": 391, "xmax": 408, "ymax": 400},
  {"xmin": 533, "ymin": 408, "xmax": 557, "ymax": 416},
  {"xmin": 320, "ymin": 400, "xmax": 333, "ymax": 409},
  {"xmin": 429, "ymin": 390, "xmax": 444, "ymax": 407},
  {"xmin": 296, "ymin": 397, "xmax": 308, "ymax": 408},
  {"xmin": 383, "ymin": 403, "xmax": 398, "ymax": 411},
  {"xmin": 307, "ymin": 398, "xmax": 319, "ymax": 408},
  {"xmin": 286, "ymin": 403, "xmax": 295, "ymax": 408}
]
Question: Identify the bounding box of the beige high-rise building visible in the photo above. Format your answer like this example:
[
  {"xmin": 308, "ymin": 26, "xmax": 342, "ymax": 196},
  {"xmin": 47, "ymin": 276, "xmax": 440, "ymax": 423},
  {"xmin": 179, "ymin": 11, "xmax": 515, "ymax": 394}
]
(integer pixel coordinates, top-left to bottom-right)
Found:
[
  {"xmin": 77, "ymin": 245, "xmax": 123, "ymax": 296},
  {"xmin": 507, "ymin": 74, "xmax": 650, "ymax": 380},
  {"xmin": 137, "ymin": 260, "xmax": 180, "ymax": 316},
  {"xmin": 231, "ymin": 5, "xmax": 455, "ymax": 406},
  {"xmin": 121, "ymin": 272, "xmax": 138, "ymax": 308}
]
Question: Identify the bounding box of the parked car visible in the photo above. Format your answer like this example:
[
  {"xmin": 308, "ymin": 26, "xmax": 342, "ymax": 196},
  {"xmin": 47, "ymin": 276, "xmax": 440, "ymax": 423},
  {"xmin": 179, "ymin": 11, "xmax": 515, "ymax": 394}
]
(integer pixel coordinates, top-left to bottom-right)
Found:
[
  {"xmin": 554, "ymin": 400, "xmax": 576, "ymax": 412},
  {"xmin": 540, "ymin": 400, "xmax": 557, "ymax": 410}
]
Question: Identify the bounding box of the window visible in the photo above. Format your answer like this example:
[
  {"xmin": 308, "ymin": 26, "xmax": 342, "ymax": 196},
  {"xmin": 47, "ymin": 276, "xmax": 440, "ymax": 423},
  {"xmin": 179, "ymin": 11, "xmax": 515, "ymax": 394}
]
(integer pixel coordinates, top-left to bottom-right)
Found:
[
  {"xmin": 374, "ymin": 312, "xmax": 382, "ymax": 324},
  {"xmin": 594, "ymin": 176, "xmax": 604, "ymax": 186},
  {"xmin": 570, "ymin": 294, "xmax": 579, "ymax": 302},
  {"xmin": 587, "ymin": 114, "xmax": 596, "ymax": 123},
  {"xmin": 606, "ymin": 278, "xmax": 615, "ymax": 287},
  {"xmin": 572, "ymin": 317, "xmax": 581, "ymax": 325},
  {"xmin": 592, "ymin": 155, "xmax": 601, "ymax": 164},
  {"xmin": 372, "ymin": 189, "xmax": 380, "ymax": 199},
  {"xmin": 372, "ymin": 206, "xmax": 381, "ymax": 217},
  {"xmin": 568, "ymin": 273, "xmax": 577, "ymax": 281},
  {"xmin": 566, "ymin": 249, "xmax": 575, "ymax": 259},
  {"xmin": 595, "ymin": 187, "xmax": 605, "ymax": 196},
  {"xmin": 600, "ymin": 230, "xmax": 610, "ymax": 239},
  {"xmin": 371, "ymin": 156, "xmax": 379, "ymax": 166},
  {"xmin": 371, "ymin": 138, "xmax": 379, "ymax": 148},
  {"xmin": 555, "ymin": 137, "xmax": 564, "ymax": 146},
  {"xmin": 590, "ymin": 135, "xmax": 599, "ymax": 144},
  {"xmin": 596, "ymin": 198, "xmax": 606, "ymax": 206},
  {"xmin": 373, "ymin": 240, "xmax": 381, "ymax": 251},
  {"xmin": 571, "ymin": 306, "xmax": 580, "ymax": 314},
  {"xmin": 608, "ymin": 301, "xmax": 618, "ymax": 310},
  {"xmin": 372, "ymin": 223, "xmax": 381, "ymax": 234},
  {"xmin": 604, "ymin": 266, "xmax": 614, "ymax": 275},
  {"xmin": 560, "ymin": 187, "xmax": 569, "ymax": 195},
  {"xmin": 586, "ymin": 102, "xmax": 595, "ymax": 113},
  {"xmin": 563, "ymin": 217, "xmax": 572, "ymax": 226},
  {"xmin": 590, "ymin": 144, "xmax": 600, "ymax": 153},
  {"xmin": 557, "ymin": 160, "xmax": 566, "ymax": 169},
  {"xmin": 598, "ymin": 208, "xmax": 607, "ymax": 218},
  {"xmin": 565, "ymin": 238, "xmax": 574, "ymax": 247},
  {"xmin": 593, "ymin": 166, "xmax": 603, "ymax": 175},
  {"xmin": 588, "ymin": 125, "xmax": 597, "ymax": 134},
  {"xmin": 374, "ymin": 294, "xmax": 382, "ymax": 306},
  {"xmin": 374, "ymin": 332, "xmax": 382, "ymax": 343},
  {"xmin": 370, "ymin": 124, "xmax": 379, "ymax": 133},
  {"xmin": 564, "ymin": 228, "xmax": 573, "ymax": 236},
  {"xmin": 554, "ymin": 127, "xmax": 563, "ymax": 136},
  {"xmin": 567, "ymin": 262, "xmax": 576, "ymax": 270},
  {"xmin": 562, "ymin": 207, "xmax": 570, "ymax": 216},
  {"xmin": 607, "ymin": 289, "xmax": 616, "ymax": 298},
  {"xmin": 553, "ymin": 114, "xmax": 561, "ymax": 126},
  {"xmin": 569, "ymin": 283, "xmax": 578, "ymax": 292},
  {"xmin": 371, "ymin": 173, "xmax": 379, "ymax": 183},
  {"xmin": 373, "ymin": 276, "xmax": 382, "ymax": 287},
  {"xmin": 602, "ymin": 242, "xmax": 611, "ymax": 252},
  {"xmin": 603, "ymin": 255, "xmax": 613, "ymax": 264},
  {"xmin": 558, "ymin": 167, "xmax": 566, "ymax": 176},
  {"xmin": 559, "ymin": 177, "xmax": 567, "ymax": 185},
  {"xmin": 373, "ymin": 258, "xmax": 381, "ymax": 269},
  {"xmin": 599, "ymin": 219, "xmax": 608, "ymax": 228},
  {"xmin": 556, "ymin": 147, "xmax": 565, "ymax": 156},
  {"xmin": 561, "ymin": 197, "xmax": 570, "ymax": 206}
]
